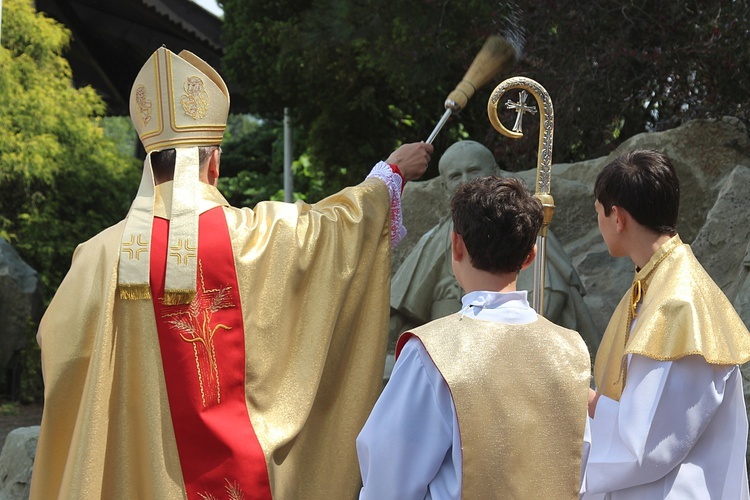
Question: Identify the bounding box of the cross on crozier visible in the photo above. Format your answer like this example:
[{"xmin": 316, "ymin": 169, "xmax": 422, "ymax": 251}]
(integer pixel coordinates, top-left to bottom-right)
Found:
[{"xmin": 505, "ymin": 90, "xmax": 538, "ymax": 133}]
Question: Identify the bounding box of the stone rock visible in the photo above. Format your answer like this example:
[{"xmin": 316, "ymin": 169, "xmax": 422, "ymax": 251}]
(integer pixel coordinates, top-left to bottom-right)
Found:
[
  {"xmin": 0, "ymin": 239, "xmax": 44, "ymax": 394},
  {"xmin": 393, "ymin": 176, "xmax": 450, "ymax": 274},
  {"xmin": 0, "ymin": 426, "xmax": 39, "ymax": 500},
  {"xmin": 691, "ymin": 165, "xmax": 750, "ymax": 293}
]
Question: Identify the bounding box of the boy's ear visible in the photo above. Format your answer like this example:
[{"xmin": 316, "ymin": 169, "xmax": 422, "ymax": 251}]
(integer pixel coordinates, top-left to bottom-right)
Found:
[
  {"xmin": 520, "ymin": 244, "xmax": 537, "ymax": 271},
  {"xmin": 450, "ymin": 231, "xmax": 465, "ymax": 262},
  {"xmin": 612, "ymin": 206, "xmax": 628, "ymax": 233}
]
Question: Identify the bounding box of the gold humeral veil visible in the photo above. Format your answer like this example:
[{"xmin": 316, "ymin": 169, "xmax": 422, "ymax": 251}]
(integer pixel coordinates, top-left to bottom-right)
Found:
[{"xmin": 595, "ymin": 234, "xmax": 750, "ymax": 401}]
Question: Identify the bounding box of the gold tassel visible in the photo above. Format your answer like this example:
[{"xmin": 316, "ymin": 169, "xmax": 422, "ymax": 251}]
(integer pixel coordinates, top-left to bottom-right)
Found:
[
  {"xmin": 616, "ymin": 277, "xmax": 644, "ymax": 391},
  {"xmin": 630, "ymin": 279, "xmax": 643, "ymax": 319},
  {"xmin": 163, "ymin": 290, "xmax": 196, "ymax": 306},
  {"xmin": 119, "ymin": 284, "xmax": 152, "ymax": 300}
]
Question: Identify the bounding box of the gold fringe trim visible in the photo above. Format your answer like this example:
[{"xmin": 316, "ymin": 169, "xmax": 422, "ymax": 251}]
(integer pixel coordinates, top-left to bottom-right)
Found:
[
  {"xmin": 163, "ymin": 290, "xmax": 196, "ymax": 306},
  {"xmin": 119, "ymin": 284, "xmax": 152, "ymax": 301}
]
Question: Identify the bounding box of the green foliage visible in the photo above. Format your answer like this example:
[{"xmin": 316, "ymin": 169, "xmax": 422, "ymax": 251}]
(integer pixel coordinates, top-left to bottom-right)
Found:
[
  {"xmin": 222, "ymin": 0, "xmax": 750, "ymax": 184},
  {"xmin": 515, "ymin": 0, "xmax": 750, "ymax": 165},
  {"xmin": 0, "ymin": 0, "xmax": 140, "ymax": 295},
  {"xmin": 222, "ymin": 0, "xmax": 511, "ymax": 190},
  {"xmin": 16, "ymin": 318, "xmax": 43, "ymax": 403},
  {"xmin": 218, "ymin": 114, "xmax": 326, "ymax": 206},
  {"xmin": 102, "ymin": 116, "xmax": 139, "ymax": 158},
  {"xmin": 0, "ymin": 402, "xmax": 20, "ymax": 416}
]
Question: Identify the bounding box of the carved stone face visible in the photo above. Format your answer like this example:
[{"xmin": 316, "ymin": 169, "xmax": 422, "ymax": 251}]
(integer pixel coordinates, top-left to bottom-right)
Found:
[{"xmin": 438, "ymin": 140, "xmax": 499, "ymax": 195}]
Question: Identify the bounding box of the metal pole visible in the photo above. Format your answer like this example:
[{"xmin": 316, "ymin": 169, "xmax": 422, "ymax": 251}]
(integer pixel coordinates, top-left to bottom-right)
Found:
[
  {"xmin": 426, "ymin": 108, "xmax": 453, "ymax": 145},
  {"xmin": 532, "ymin": 234, "xmax": 547, "ymax": 314},
  {"xmin": 283, "ymin": 107, "xmax": 293, "ymax": 203}
]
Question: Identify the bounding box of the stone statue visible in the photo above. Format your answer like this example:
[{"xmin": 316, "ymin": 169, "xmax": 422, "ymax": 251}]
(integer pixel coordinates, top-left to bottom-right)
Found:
[{"xmin": 389, "ymin": 140, "xmax": 599, "ymax": 351}]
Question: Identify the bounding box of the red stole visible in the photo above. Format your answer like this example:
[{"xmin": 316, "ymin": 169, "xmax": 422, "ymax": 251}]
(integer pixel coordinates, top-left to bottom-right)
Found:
[{"xmin": 150, "ymin": 207, "xmax": 272, "ymax": 499}]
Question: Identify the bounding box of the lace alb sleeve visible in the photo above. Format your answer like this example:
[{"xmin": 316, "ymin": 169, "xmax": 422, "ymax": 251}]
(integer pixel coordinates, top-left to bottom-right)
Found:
[{"xmin": 366, "ymin": 161, "xmax": 406, "ymax": 247}]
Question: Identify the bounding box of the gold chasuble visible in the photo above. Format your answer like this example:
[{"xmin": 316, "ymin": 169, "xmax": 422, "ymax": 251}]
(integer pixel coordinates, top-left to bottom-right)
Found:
[
  {"xmin": 31, "ymin": 179, "xmax": 393, "ymax": 499},
  {"xmin": 398, "ymin": 314, "xmax": 591, "ymax": 499},
  {"xmin": 595, "ymin": 235, "xmax": 750, "ymax": 401}
]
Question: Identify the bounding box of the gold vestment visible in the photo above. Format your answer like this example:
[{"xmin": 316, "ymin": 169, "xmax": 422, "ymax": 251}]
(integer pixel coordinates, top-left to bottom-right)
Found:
[
  {"xmin": 407, "ymin": 313, "xmax": 591, "ymax": 499},
  {"xmin": 595, "ymin": 235, "xmax": 750, "ymax": 401},
  {"xmin": 31, "ymin": 179, "xmax": 392, "ymax": 499}
]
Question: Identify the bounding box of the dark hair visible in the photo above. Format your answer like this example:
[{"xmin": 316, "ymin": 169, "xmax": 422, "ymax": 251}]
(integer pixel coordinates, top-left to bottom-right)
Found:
[
  {"xmin": 150, "ymin": 146, "xmax": 218, "ymax": 183},
  {"xmin": 451, "ymin": 176, "xmax": 543, "ymax": 274},
  {"xmin": 594, "ymin": 150, "xmax": 679, "ymax": 235}
]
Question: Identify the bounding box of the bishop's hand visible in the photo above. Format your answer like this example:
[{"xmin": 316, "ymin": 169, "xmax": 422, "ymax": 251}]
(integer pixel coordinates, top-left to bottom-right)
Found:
[{"xmin": 386, "ymin": 142, "xmax": 434, "ymax": 182}]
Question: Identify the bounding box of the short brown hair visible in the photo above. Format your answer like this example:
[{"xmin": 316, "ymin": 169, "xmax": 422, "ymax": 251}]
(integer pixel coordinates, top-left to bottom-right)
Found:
[{"xmin": 451, "ymin": 176, "xmax": 543, "ymax": 274}]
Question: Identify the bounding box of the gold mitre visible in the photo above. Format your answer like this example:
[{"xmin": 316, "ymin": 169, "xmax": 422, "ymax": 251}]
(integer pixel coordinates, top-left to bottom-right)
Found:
[
  {"xmin": 118, "ymin": 47, "xmax": 229, "ymax": 305},
  {"xmin": 129, "ymin": 46, "xmax": 229, "ymax": 152}
]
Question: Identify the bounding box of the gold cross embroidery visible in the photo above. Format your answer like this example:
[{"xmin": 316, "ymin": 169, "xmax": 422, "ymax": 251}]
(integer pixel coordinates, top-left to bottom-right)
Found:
[
  {"xmin": 170, "ymin": 238, "xmax": 197, "ymax": 265},
  {"xmin": 163, "ymin": 260, "xmax": 235, "ymax": 408},
  {"xmin": 122, "ymin": 234, "xmax": 149, "ymax": 260}
]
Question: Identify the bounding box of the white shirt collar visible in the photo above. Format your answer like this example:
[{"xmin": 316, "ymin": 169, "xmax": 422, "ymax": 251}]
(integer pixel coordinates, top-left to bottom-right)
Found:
[{"xmin": 459, "ymin": 290, "xmax": 537, "ymax": 324}]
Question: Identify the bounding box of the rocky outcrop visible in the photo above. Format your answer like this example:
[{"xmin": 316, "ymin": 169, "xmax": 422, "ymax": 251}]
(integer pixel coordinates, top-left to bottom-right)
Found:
[
  {"xmin": 0, "ymin": 426, "xmax": 38, "ymax": 499},
  {"xmin": 0, "ymin": 239, "xmax": 44, "ymax": 396},
  {"xmin": 692, "ymin": 165, "xmax": 750, "ymax": 300}
]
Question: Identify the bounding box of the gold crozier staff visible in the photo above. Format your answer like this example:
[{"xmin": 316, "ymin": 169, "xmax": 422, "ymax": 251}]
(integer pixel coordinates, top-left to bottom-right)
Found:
[{"xmin": 487, "ymin": 77, "xmax": 555, "ymax": 314}]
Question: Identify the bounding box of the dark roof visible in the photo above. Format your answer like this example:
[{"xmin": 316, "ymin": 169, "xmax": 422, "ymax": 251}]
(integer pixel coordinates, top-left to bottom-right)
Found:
[{"xmin": 35, "ymin": 0, "xmax": 233, "ymax": 115}]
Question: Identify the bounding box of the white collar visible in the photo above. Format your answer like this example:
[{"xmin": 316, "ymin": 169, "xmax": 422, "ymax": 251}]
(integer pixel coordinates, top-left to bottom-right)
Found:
[{"xmin": 459, "ymin": 290, "xmax": 537, "ymax": 324}]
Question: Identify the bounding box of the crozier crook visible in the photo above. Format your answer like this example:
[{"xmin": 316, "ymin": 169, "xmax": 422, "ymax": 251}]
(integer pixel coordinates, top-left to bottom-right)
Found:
[{"xmin": 487, "ymin": 77, "xmax": 555, "ymax": 315}]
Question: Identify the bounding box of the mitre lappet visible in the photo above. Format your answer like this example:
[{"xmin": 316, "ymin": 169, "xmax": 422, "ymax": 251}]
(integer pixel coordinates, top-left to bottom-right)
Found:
[{"xmin": 118, "ymin": 46, "xmax": 230, "ymax": 305}]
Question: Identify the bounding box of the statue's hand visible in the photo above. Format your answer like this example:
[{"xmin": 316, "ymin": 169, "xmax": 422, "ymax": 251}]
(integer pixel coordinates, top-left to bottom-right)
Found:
[{"xmin": 386, "ymin": 142, "xmax": 434, "ymax": 182}]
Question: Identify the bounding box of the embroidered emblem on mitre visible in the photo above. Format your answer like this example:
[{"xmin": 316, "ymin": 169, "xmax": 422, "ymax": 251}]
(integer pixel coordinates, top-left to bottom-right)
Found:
[
  {"xmin": 134, "ymin": 85, "xmax": 152, "ymax": 125},
  {"xmin": 181, "ymin": 76, "xmax": 209, "ymax": 120},
  {"xmin": 119, "ymin": 47, "xmax": 229, "ymax": 304}
]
